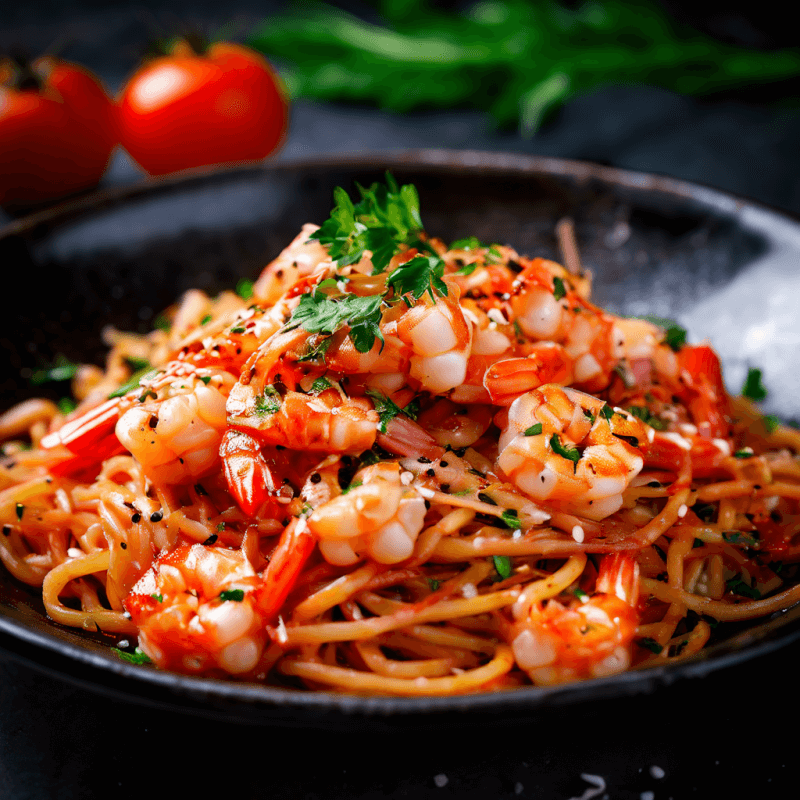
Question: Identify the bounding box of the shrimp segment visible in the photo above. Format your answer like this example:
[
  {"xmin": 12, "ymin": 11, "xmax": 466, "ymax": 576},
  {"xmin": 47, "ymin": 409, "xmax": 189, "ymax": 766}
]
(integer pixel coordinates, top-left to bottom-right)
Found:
[
  {"xmin": 307, "ymin": 462, "xmax": 428, "ymax": 566},
  {"xmin": 126, "ymin": 543, "xmax": 267, "ymax": 675},
  {"xmin": 497, "ymin": 384, "xmax": 649, "ymax": 520},
  {"xmin": 511, "ymin": 552, "xmax": 640, "ymax": 685}
]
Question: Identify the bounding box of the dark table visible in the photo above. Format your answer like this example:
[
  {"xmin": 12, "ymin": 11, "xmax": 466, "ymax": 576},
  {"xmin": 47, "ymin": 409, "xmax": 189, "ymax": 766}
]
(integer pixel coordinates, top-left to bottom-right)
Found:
[{"xmin": 2, "ymin": 3, "xmax": 800, "ymax": 798}]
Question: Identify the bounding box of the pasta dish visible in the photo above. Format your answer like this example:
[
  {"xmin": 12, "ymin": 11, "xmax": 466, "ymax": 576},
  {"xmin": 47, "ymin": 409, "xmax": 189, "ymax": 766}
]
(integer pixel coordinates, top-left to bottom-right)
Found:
[{"xmin": 1, "ymin": 175, "xmax": 799, "ymax": 695}]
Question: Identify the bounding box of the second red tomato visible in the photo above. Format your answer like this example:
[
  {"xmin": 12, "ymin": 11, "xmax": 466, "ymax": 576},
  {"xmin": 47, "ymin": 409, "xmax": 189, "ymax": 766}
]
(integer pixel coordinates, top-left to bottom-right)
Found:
[{"xmin": 117, "ymin": 40, "xmax": 288, "ymax": 176}]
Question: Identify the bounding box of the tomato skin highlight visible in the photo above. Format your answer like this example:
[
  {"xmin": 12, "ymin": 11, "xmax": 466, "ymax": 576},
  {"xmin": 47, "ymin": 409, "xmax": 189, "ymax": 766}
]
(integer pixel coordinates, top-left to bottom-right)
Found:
[
  {"xmin": 0, "ymin": 57, "xmax": 117, "ymax": 210},
  {"xmin": 117, "ymin": 42, "xmax": 288, "ymax": 177}
]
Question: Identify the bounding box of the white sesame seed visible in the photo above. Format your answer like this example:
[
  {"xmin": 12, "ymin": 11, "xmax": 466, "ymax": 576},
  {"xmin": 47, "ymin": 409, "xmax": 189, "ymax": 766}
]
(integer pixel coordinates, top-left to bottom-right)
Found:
[
  {"xmin": 276, "ymin": 615, "xmax": 288, "ymax": 645},
  {"xmin": 572, "ymin": 525, "xmax": 585, "ymax": 543},
  {"xmin": 677, "ymin": 504, "xmax": 688, "ymax": 518},
  {"xmin": 461, "ymin": 583, "xmax": 478, "ymax": 599},
  {"xmin": 400, "ymin": 471, "xmax": 414, "ymax": 485},
  {"xmin": 434, "ymin": 774, "xmax": 448, "ymax": 788},
  {"xmin": 417, "ymin": 487, "xmax": 435, "ymax": 499},
  {"xmin": 649, "ymin": 765, "xmax": 665, "ymax": 779}
]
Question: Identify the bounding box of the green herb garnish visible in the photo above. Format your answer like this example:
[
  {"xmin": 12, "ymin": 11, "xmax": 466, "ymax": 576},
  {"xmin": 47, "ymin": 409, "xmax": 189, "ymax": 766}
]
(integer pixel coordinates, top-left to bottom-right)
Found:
[
  {"xmin": 500, "ymin": 509, "xmax": 522, "ymax": 529},
  {"xmin": 523, "ymin": 423, "xmax": 543, "ymax": 436},
  {"xmin": 365, "ymin": 389, "xmax": 418, "ymax": 433},
  {"xmin": 627, "ymin": 405, "xmax": 667, "ymax": 430},
  {"xmin": 113, "ymin": 647, "xmax": 152, "ymax": 665},
  {"xmin": 726, "ymin": 576, "xmax": 762, "ymax": 599},
  {"xmin": 236, "ymin": 278, "xmax": 255, "ymax": 301},
  {"xmin": 254, "ymin": 386, "xmax": 282, "ymax": 416},
  {"xmin": 219, "ymin": 589, "xmax": 245, "ymax": 602},
  {"xmin": 108, "ymin": 367, "xmax": 160, "ymax": 399},
  {"xmin": 492, "ymin": 555, "xmax": 512, "ymax": 581},
  {"xmin": 637, "ymin": 637, "xmax": 664, "ymax": 654},
  {"xmin": 742, "ymin": 367, "xmax": 768, "ymax": 401},
  {"xmin": 552, "ymin": 276, "xmax": 567, "ymax": 301},
  {"xmin": 550, "ymin": 434, "xmax": 580, "ymax": 465}
]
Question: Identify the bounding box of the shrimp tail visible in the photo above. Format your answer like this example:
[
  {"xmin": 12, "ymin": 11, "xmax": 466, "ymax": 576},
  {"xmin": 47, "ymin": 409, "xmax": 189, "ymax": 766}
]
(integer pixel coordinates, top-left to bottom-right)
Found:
[
  {"xmin": 220, "ymin": 429, "xmax": 279, "ymax": 517},
  {"xmin": 256, "ymin": 519, "xmax": 316, "ymax": 623}
]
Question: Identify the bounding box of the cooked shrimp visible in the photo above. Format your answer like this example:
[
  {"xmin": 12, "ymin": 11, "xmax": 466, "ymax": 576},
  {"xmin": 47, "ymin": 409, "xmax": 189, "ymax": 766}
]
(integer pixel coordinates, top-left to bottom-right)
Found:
[
  {"xmin": 510, "ymin": 552, "xmax": 640, "ymax": 685},
  {"xmin": 115, "ymin": 366, "xmax": 235, "ymax": 485},
  {"xmin": 496, "ymin": 384, "xmax": 650, "ymax": 520},
  {"xmin": 126, "ymin": 543, "xmax": 267, "ymax": 675},
  {"xmin": 306, "ymin": 461, "xmax": 428, "ymax": 566},
  {"xmin": 226, "ymin": 384, "xmax": 378, "ymax": 454}
]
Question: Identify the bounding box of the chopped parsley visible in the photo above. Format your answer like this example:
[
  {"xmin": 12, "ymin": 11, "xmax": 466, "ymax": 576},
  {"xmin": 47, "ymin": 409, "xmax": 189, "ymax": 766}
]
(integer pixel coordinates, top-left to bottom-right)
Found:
[
  {"xmin": 550, "ymin": 434, "xmax": 580, "ymax": 465},
  {"xmin": 150, "ymin": 593, "xmax": 163, "ymax": 603},
  {"xmin": 552, "ymin": 276, "xmax": 567, "ymax": 301},
  {"xmin": 113, "ymin": 647, "xmax": 153, "ymax": 665},
  {"xmin": 764, "ymin": 415, "xmax": 780, "ymax": 433},
  {"xmin": 108, "ymin": 367, "xmax": 160, "ymax": 399},
  {"xmin": 219, "ymin": 589, "xmax": 245, "ymax": 602},
  {"xmin": 365, "ymin": 389, "xmax": 418, "ymax": 433},
  {"xmin": 722, "ymin": 530, "xmax": 759, "ymax": 548},
  {"xmin": 450, "ymin": 236, "xmax": 483, "ymax": 251},
  {"xmin": 641, "ymin": 315, "xmax": 687, "ymax": 352},
  {"xmin": 500, "ymin": 509, "xmax": 522, "ymax": 529},
  {"xmin": 726, "ymin": 576, "xmax": 762, "ymax": 599},
  {"xmin": 29, "ymin": 355, "xmax": 80, "ymax": 386},
  {"xmin": 58, "ymin": 397, "xmax": 77, "ymax": 415},
  {"xmin": 310, "ymin": 377, "xmax": 333, "ymax": 394},
  {"xmin": 254, "ymin": 386, "xmax": 282, "ymax": 415},
  {"xmin": 386, "ymin": 254, "xmax": 447, "ymax": 302},
  {"xmin": 492, "ymin": 555, "xmax": 512, "ymax": 581},
  {"xmin": 741, "ymin": 367, "xmax": 767, "ymax": 402},
  {"xmin": 427, "ymin": 577, "xmax": 441, "ymax": 591},
  {"xmin": 627, "ymin": 405, "xmax": 667, "ymax": 430},
  {"xmin": 310, "ymin": 174, "xmax": 423, "ymax": 273},
  {"xmin": 15, "ymin": 503, "xmax": 24, "ymax": 520},
  {"xmin": 236, "ymin": 278, "xmax": 254, "ymax": 301},
  {"xmin": 637, "ymin": 637, "xmax": 664, "ymax": 654},
  {"xmin": 523, "ymin": 423, "xmax": 543, "ymax": 436},
  {"xmin": 733, "ymin": 448, "xmax": 754, "ymax": 459},
  {"xmin": 290, "ymin": 289, "xmax": 384, "ymax": 354},
  {"xmin": 455, "ymin": 261, "xmax": 478, "ymax": 276}
]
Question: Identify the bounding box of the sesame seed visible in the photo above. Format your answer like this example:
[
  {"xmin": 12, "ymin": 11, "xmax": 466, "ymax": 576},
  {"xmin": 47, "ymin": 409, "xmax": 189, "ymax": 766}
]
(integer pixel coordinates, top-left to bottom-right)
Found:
[{"xmin": 572, "ymin": 525, "xmax": 585, "ymax": 543}]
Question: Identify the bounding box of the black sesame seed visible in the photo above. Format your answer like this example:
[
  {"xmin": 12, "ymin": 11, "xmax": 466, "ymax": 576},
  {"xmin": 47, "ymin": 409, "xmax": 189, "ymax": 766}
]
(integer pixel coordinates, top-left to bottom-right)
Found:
[
  {"xmin": 150, "ymin": 511, "xmax": 163, "ymax": 523},
  {"xmin": 310, "ymin": 473, "xmax": 321, "ymax": 484},
  {"xmin": 426, "ymin": 469, "xmax": 436, "ymax": 477},
  {"xmin": 120, "ymin": 542, "xmax": 128, "ymax": 549},
  {"xmin": 203, "ymin": 533, "xmax": 218, "ymax": 546},
  {"xmin": 417, "ymin": 457, "xmax": 432, "ymax": 464},
  {"xmin": 148, "ymin": 416, "xmax": 158, "ymax": 428},
  {"xmin": 131, "ymin": 513, "xmax": 141, "ymax": 523},
  {"xmin": 2, "ymin": 525, "xmax": 10, "ymax": 536},
  {"xmin": 440, "ymin": 460, "xmax": 449, "ymax": 467}
]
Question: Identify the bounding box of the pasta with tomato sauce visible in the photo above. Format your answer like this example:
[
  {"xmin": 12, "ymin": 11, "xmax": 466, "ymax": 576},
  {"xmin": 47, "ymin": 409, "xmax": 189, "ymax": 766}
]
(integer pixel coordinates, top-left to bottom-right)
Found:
[{"xmin": 1, "ymin": 176, "xmax": 799, "ymax": 694}]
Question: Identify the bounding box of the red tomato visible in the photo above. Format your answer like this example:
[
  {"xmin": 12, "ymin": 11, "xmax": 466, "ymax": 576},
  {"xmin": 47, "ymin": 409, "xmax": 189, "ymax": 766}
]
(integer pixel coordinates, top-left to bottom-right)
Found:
[
  {"xmin": 0, "ymin": 56, "xmax": 117, "ymax": 210},
  {"xmin": 117, "ymin": 40, "xmax": 288, "ymax": 176}
]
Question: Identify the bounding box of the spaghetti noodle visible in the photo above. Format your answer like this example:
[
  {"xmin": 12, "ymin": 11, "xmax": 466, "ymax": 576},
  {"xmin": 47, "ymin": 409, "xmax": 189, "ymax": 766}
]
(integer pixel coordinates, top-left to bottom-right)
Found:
[{"xmin": 1, "ymin": 175, "xmax": 799, "ymax": 695}]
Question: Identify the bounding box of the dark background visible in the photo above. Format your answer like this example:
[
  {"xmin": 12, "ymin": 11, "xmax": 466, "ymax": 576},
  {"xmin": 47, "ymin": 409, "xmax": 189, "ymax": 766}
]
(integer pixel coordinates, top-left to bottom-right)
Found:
[{"xmin": 2, "ymin": 2, "xmax": 800, "ymax": 798}]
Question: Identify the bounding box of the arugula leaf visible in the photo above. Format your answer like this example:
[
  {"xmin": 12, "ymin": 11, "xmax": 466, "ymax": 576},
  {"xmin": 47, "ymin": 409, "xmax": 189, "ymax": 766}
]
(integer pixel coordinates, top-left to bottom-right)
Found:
[
  {"xmin": 386, "ymin": 254, "xmax": 447, "ymax": 302},
  {"xmin": 742, "ymin": 367, "xmax": 768, "ymax": 401}
]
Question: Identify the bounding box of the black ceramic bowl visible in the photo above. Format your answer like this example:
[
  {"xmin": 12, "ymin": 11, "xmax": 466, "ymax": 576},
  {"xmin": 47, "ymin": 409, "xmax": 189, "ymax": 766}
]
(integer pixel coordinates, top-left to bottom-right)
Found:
[{"xmin": 1, "ymin": 151, "xmax": 799, "ymax": 726}]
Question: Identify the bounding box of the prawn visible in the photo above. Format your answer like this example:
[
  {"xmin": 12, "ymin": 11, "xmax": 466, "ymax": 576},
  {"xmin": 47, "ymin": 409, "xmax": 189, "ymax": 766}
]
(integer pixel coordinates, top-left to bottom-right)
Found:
[
  {"xmin": 306, "ymin": 461, "xmax": 428, "ymax": 566},
  {"xmin": 496, "ymin": 384, "xmax": 650, "ymax": 521},
  {"xmin": 126, "ymin": 514, "xmax": 316, "ymax": 676},
  {"xmin": 510, "ymin": 552, "xmax": 640, "ymax": 685}
]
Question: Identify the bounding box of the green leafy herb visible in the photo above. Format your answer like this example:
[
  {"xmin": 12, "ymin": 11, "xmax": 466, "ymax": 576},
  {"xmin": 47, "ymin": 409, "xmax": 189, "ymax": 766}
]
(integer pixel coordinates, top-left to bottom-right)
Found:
[
  {"xmin": 365, "ymin": 389, "xmax": 418, "ymax": 432},
  {"xmin": 550, "ymin": 434, "xmax": 580, "ymax": 465},
  {"xmin": 58, "ymin": 397, "xmax": 77, "ymax": 415},
  {"xmin": 255, "ymin": 386, "xmax": 282, "ymax": 416},
  {"xmin": 427, "ymin": 577, "xmax": 441, "ymax": 591},
  {"xmin": 552, "ymin": 276, "xmax": 567, "ymax": 301},
  {"xmin": 341, "ymin": 480, "xmax": 363, "ymax": 495},
  {"xmin": 230, "ymin": 326, "xmax": 247, "ymax": 334},
  {"xmin": 627, "ymin": 405, "xmax": 667, "ymax": 430},
  {"xmin": 455, "ymin": 261, "xmax": 479, "ymax": 276},
  {"xmin": 108, "ymin": 367, "xmax": 160, "ymax": 399},
  {"xmin": 642, "ymin": 316, "xmax": 687, "ymax": 352},
  {"xmin": 386, "ymin": 254, "xmax": 447, "ymax": 302},
  {"xmin": 524, "ymin": 423, "xmax": 543, "ymax": 436},
  {"xmin": 599, "ymin": 405, "xmax": 618, "ymax": 421},
  {"xmin": 29, "ymin": 355, "xmax": 80, "ymax": 386},
  {"xmin": 200, "ymin": 314, "xmax": 212, "ymax": 326},
  {"xmin": 500, "ymin": 509, "xmax": 522, "ymax": 529},
  {"xmin": 290, "ymin": 289, "xmax": 384, "ymax": 354},
  {"xmin": 693, "ymin": 538, "xmax": 705, "ymax": 548},
  {"xmin": 492, "ymin": 555, "xmax": 513, "ymax": 581},
  {"xmin": 726, "ymin": 576, "xmax": 762, "ymax": 599},
  {"xmin": 741, "ymin": 367, "xmax": 768, "ymax": 401},
  {"xmin": 297, "ymin": 335, "xmax": 334, "ymax": 363},
  {"xmin": 309, "ymin": 174, "xmax": 422, "ymax": 273},
  {"xmin": 573, "ymin": 587, "xmax": 588, "ymax": 601},
  {"xmin": 219, "ymin": 589, "xmax": 245, "ymax": 602},
  {"xmin": 113, "ymin": 647, "xmax": 152, "ymax": 665},
  {"xmin": 733, "ymin": 448, "xmax": 754, "ymax": 459},
  {"xmin": 722, "ymin": 530, "xmax": 759, "ymax": 548},
  {"xmin": 216, "ymin": 522, "xmax": 226, "ymax": 532},
  {"xmin": 764, "ymin": 415, "xmax": 780, "ymax": 433},
  {"xmin": 450, "ymin": 236, "xmax": 484, "ymax": 251},
  {"xmin": 153, "ymin": 314, "xmax": 171, "ymax": 332},
  {"xmin": 310, "ymin": 377, "xmax": 333, "ymax": 394},
  {"xmin": 236, "ymin": 278, "xmax": 255, "ymax": 301},
  {"xmin": 150, "ymin": 593, "xmax": 163, "ymax": 603},
  {"xmin": 637, "ymin": 637, "xmax": 664, "ymax": 654}
]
